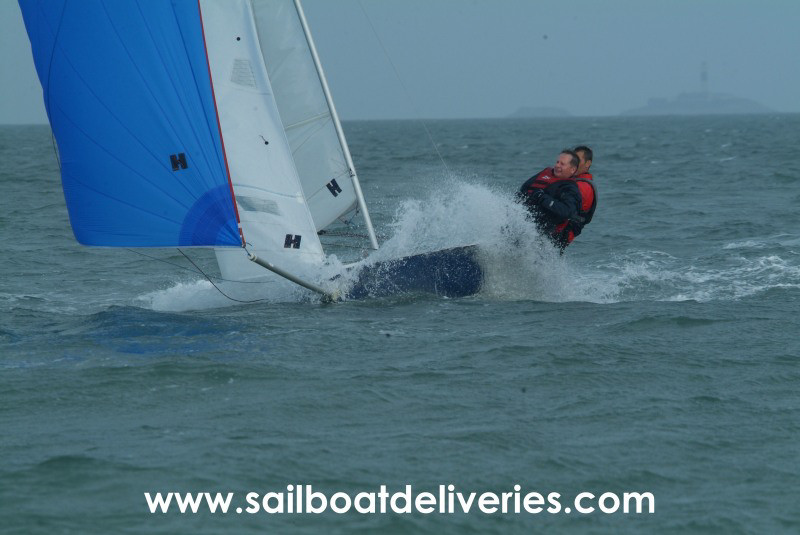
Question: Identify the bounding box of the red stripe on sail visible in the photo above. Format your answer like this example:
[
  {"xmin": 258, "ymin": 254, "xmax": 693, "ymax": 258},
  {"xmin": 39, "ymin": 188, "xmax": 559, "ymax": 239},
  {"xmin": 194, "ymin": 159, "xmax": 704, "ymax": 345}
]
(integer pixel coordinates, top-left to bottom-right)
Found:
[{"xmin": 196, "ymin": 0, "xmax": 245, "ymax": 247}]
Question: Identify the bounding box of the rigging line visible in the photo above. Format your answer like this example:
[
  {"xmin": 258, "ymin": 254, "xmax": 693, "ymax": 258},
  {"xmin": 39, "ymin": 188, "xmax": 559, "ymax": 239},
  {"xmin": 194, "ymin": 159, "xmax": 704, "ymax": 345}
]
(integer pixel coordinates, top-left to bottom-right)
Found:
[
  {"xmin": 339, "ymin": 208, "xmax": 359, "ymax": 226},
  {"xmin": 356, "ymin": 0, "xmax": 450, "ymax": 175},
  {"xmin": 125, "ymin": 248, "xmax": 271, "ymax": 285},
  {"xmin": 319, "ymin": 230, "xmax": 388, "ymax": 240},
  {"xmin": 318, "ymin": 242, "xmax": 372, "ymax": 251},
  {"xmin": 127, "ymin": 248, "xmax": 209, "ymax": 276},
  {"xmin": 51, "ymin": 133, "xmax": 61, "ymax": 172},
  {"xmin": 177, "ymin": 249, "xmax": 271, "ymax": 303}
]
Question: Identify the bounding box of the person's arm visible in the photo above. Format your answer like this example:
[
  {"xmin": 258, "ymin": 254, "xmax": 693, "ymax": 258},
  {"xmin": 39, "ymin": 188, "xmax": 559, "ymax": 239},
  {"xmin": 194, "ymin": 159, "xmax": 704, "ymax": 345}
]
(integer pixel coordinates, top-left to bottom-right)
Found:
[{"xmin": 534, "ymin": 184, "xmax": 580, "ymax": 220}]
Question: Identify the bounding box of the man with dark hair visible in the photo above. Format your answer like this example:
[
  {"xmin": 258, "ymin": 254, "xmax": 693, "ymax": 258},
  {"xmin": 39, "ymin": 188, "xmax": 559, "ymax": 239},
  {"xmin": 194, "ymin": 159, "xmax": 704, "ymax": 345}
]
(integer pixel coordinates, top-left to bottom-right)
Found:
[
  {"xmin": 517, "ymin": 148, "xmax": 597, "ymax": 251},
  {"xmin": 574, "ymin": 145, "xmax": 593, "ymax": 179},
  {"xmin": 570, "ymin": 145, "xmax": 597, "ymax": 245}
]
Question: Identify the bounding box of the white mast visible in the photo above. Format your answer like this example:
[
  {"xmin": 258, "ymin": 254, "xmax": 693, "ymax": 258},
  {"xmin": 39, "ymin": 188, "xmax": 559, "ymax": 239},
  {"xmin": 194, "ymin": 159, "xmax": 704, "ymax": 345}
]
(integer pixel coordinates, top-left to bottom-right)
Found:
[{"xmin": 292, "ymin": 0, "xmax": 379, "ymax": 250}]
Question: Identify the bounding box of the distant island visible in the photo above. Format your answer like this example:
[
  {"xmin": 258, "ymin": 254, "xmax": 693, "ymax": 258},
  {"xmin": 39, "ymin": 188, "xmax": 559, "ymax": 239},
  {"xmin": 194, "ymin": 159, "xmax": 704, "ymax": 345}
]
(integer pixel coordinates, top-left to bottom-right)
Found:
[
  {"xmin": 622, "ymin": 92, "xmax": 773, "ymax": 116},
  {"xmin": 507, "ymin": 106, "xmax": 571, "ymax": 118}
]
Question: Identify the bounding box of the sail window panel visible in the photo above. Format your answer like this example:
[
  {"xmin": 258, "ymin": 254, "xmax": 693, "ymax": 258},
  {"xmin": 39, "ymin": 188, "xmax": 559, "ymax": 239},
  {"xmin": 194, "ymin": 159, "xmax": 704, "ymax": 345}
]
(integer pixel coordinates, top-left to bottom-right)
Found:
[
  {"xmin": 237, "ymin": 196, "xmax": 281, "ymax": 215},
  {"xmin": 231, "ymin": 59, "xmax": 258, "ymax": 88}
]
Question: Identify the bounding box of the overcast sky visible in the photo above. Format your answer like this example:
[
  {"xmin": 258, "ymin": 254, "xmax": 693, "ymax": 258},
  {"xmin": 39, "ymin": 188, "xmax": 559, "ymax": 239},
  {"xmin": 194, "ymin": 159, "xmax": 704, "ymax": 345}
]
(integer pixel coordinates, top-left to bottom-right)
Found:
[{"xmin": 1, "ymin": 0, "xmax": 797, "ymax": 123}]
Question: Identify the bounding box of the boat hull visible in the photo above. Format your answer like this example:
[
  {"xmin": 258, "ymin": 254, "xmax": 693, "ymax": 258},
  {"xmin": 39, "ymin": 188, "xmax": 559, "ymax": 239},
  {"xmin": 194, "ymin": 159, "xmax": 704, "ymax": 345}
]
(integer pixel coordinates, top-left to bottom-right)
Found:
[{"xmin": 344, "ymin": 245, "xmax": 483, "ymax": 299}]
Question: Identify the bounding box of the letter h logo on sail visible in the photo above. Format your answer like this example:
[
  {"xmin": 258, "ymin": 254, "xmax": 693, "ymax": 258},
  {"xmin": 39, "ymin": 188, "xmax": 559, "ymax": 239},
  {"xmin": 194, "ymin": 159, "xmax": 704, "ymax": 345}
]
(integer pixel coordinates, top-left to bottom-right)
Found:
[
  {"xmin": 170, "ymin": 153, "xmax": 188, "ymax": 171},
  {"xmin": 326, "ymin": 179, "xmax": 342, "ymax": 197},
  {"xmin": 284, "ymin": 234, "xmax": 302, "ymax": 249}
]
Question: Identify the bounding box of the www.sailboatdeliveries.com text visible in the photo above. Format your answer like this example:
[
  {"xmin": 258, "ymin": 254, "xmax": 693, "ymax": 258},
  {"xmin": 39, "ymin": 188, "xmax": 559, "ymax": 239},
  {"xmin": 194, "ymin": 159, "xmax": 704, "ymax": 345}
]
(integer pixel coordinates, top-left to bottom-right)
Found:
[{"xmin": 145, "ymin": 485, "xmax": 654, "ymax": 515}]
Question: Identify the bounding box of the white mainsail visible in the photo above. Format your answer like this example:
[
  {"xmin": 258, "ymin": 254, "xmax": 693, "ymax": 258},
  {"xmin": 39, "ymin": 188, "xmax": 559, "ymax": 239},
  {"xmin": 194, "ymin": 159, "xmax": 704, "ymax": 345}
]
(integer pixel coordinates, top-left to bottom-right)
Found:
[
  {"xmin": 201, "ymin": 0, "xmax": 326, "ymax": 281},
  {"xmin": 208, "ymin": 0, "xmax": 377, "ymax": 282},
  {"xmin": 252, "ymin": 0, "xmax": 358, "ymax": 231}
]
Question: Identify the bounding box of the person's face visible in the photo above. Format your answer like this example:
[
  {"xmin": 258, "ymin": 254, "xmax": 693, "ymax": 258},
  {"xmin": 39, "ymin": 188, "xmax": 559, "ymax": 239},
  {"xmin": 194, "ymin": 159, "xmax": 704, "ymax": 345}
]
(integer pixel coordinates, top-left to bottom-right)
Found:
[
  {"xmin": 554, "ymin": 153, "xmax": 577, "ymax": 179},
  {"xmin": 576, "ymin": 151, "xmax": 592, "ymax": 175}
]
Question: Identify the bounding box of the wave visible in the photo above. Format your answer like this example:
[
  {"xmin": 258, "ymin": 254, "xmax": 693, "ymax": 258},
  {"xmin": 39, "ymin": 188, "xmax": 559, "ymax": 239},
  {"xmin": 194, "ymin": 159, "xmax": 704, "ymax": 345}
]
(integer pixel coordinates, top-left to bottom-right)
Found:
[{"xmin": 592, "ymin": 251, "xmax": 800, "ymax": 303}]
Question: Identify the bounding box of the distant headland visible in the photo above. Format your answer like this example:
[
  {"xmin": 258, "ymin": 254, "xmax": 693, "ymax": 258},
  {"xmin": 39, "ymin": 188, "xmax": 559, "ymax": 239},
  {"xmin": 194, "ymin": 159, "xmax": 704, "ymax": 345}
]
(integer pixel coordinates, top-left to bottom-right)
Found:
[{"xmin": 621, "ymin": 92, "xmax": 772, "ymax": 116}]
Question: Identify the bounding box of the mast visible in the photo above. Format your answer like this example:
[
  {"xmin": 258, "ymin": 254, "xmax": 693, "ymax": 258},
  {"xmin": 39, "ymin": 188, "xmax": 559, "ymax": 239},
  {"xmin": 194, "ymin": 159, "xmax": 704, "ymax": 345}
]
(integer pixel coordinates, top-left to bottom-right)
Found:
[{"xmin": 292, "ymin": 0, "xmax": 379, "ymax": 250}]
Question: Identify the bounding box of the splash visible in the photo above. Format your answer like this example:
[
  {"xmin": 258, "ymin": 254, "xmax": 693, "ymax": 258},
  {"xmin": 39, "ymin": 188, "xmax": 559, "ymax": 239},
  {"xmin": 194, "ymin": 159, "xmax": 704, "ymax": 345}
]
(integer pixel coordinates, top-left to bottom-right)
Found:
[
  {"xmin": 135, "ymin": 277, "xmax": 313, "ymax": 312},
  {"xmin": 345, "ymin": 179, "xmax": 593, "ymax": 302}
]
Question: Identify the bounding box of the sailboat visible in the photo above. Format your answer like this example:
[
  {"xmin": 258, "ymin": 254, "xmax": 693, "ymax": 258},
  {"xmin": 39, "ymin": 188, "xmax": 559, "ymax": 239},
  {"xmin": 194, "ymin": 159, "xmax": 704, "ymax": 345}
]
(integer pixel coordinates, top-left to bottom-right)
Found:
[{"xmin": 18, "ymin": 0, "xmax": 482, "ymax": 301}]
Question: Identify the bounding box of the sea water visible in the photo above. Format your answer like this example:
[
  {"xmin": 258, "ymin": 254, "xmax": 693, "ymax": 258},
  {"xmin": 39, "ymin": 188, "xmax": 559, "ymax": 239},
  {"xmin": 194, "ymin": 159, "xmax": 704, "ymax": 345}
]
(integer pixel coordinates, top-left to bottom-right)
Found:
[{"xmin": 1, "ymin": 115, "xmax": 799, "ymax": 534}]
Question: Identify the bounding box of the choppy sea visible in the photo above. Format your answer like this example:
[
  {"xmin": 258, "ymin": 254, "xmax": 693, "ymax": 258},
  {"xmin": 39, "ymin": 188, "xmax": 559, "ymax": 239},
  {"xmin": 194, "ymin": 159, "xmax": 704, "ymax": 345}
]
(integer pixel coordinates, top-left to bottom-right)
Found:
[{"xmin": 2, "ymin": 115, "xmax": 799, "ymax": 534}]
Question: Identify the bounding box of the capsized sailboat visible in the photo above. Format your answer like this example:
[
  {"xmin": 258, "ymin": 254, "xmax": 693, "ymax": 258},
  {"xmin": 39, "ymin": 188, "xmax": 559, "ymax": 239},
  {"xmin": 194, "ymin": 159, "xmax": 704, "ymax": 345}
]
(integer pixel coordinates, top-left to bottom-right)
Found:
[{"xmin": 18, "ymin": 0, "xmax": 482, "ymax": 301}]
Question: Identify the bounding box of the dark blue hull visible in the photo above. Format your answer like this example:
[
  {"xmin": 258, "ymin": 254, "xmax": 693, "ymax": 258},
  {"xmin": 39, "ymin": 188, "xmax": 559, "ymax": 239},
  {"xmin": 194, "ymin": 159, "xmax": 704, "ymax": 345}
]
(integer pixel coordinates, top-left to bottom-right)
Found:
[{"xmin": 344, "ymin": 245, "xmax": 483, "ymax": 300}]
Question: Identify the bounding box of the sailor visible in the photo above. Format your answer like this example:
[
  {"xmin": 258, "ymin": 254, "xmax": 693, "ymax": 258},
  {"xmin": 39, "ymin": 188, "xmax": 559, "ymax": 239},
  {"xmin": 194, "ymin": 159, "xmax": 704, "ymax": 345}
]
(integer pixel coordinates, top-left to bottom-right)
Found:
[
  {"xmin": 574, "ymin": 145, "xmax": 594, "ymax": 180},
  {"xmin": 517, "ymin": 148, "xmax": 597, "ymax": 251},
  {"xmin": 572, "ymin": 145, "xmax": 597, "ymax": 235}
]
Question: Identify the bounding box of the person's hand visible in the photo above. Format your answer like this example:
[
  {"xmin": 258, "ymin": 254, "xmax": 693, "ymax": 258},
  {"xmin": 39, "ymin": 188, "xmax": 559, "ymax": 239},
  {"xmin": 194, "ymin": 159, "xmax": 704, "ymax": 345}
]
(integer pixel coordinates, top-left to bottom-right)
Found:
[{"xmin": 528, "ymin": 189, "xmax": 545, "ymax": 204}]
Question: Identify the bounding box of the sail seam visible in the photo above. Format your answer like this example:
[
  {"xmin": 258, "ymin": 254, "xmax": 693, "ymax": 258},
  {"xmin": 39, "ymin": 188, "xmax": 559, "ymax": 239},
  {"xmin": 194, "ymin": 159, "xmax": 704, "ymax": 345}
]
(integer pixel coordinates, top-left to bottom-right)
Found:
[{"xmin": 284, "ymin": 111, "xmax": 332, "ymax": 131}]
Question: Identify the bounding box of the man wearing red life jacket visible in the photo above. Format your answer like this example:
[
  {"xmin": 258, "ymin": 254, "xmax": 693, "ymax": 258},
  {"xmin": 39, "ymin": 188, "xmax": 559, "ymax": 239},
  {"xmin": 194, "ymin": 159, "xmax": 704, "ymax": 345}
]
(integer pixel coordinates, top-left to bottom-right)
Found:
[
  {"xmin": 517, "ymin": 147, "xmax": 597, "ymax": 251},
  {"xmin": 573, "ymin": 145, "xmax": 597, "ymax": 242}
]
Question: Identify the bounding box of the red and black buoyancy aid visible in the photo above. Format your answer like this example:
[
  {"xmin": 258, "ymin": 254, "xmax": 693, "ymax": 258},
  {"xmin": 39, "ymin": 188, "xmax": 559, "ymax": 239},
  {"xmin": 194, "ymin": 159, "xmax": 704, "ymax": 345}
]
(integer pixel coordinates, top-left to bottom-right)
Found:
[
  {"xmin": 571, "ymin": 172, "xmax": 597, "ymax": 237},
  {"xmin": 518, "ymin": 168, "xmax": 597, "ymax": 245}
]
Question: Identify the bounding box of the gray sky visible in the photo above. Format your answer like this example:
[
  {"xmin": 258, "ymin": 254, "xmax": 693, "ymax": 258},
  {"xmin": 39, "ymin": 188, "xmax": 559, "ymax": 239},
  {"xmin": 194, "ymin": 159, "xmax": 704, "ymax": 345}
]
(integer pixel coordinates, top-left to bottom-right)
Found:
[{"xmin": 1, "ymin": 0, "xmax": 798, "ymax": 123}]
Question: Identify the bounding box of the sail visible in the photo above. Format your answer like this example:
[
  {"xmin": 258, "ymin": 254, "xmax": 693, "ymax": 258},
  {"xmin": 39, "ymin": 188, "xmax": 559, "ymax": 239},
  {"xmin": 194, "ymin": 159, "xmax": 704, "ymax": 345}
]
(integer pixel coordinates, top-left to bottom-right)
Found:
[
  {"xmin": 199, "ymin": 0, "xmax": 326, "ymax": 280},
  {"xmin": 251, "ymin": 0, "xmax": 359, "ymax": 231},
  {"xmin": 18, "ymin": 0, "xmax": 242, "ymax": 247}
]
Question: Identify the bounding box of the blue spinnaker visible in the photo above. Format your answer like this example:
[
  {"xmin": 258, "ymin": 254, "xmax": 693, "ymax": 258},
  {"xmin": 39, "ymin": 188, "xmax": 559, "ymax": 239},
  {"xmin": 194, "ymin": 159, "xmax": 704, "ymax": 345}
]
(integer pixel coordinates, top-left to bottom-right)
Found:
[{"xmin": 19, "ymin": 0, "xmax": 242, "ymax": 247}]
